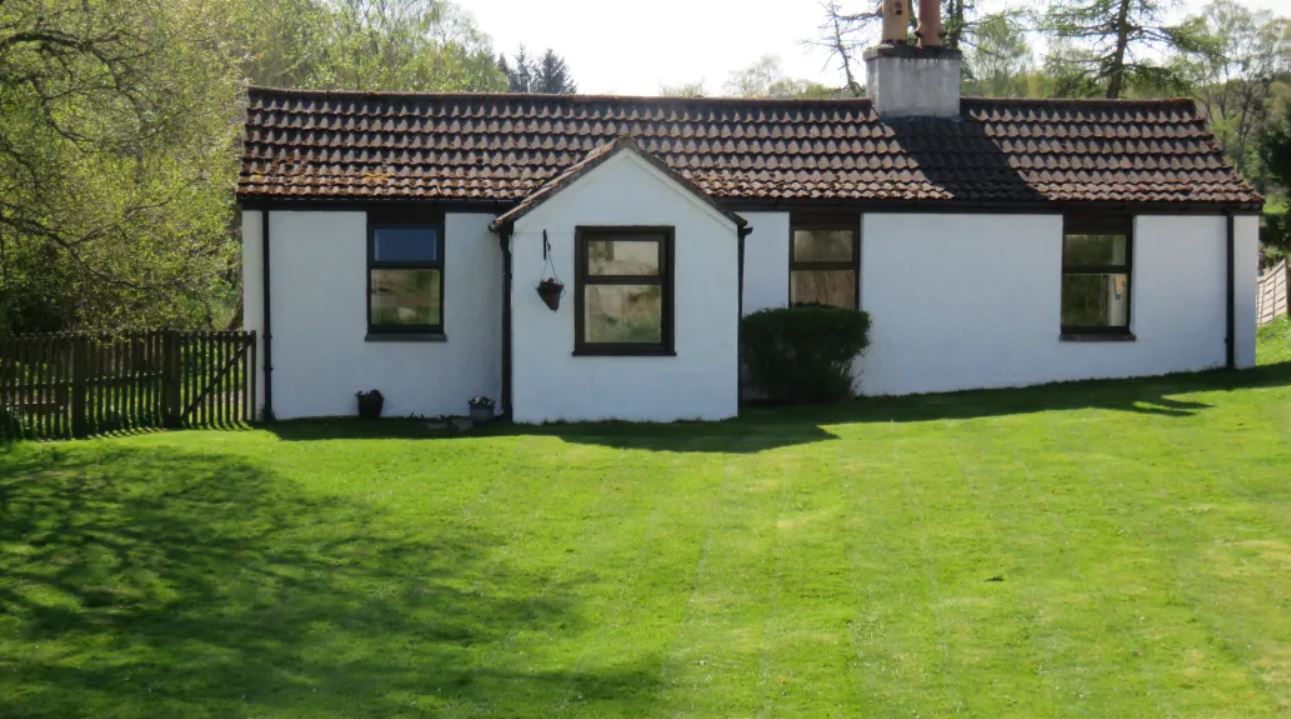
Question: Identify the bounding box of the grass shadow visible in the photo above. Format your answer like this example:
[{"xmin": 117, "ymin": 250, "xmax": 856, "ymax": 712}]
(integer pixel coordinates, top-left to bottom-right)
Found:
[
  {"xmin": 0, "ymin": 446, "xmax": 660, "ymax": 717},
  {"xmin": 767, "ymin": 362, "xmax": 1291, "ymax": 426}
]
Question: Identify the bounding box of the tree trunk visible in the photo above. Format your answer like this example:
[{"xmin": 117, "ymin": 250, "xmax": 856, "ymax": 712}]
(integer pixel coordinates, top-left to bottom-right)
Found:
[
  {"xmin": 1106, "ymin": 0, "xmax": 1132, "ymax": 98},
  {"xmin": 943, "ymin": 0, "xmax": 965, "ymax": 49}
]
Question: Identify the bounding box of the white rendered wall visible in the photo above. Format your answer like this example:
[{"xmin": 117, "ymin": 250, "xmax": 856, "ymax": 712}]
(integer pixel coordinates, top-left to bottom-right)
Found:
[
  {"xmin": 240, "ymin": 210, "xmax": 266, "ymax": 418},
  {"xmin": 857, "ymin": 213, "xmax": 1234, "ymax": 396},
  {"xmin": 253, "ymin": 210, "xmax": 501, "ymax": 420},
  {"xmin": 1235, "ymin": 214, "xmax": 1259, "ymax": 369},
  {"xmin": 510, "ymin": 152, "xmax": 741, "ymax": 422},
  {"xmin": 741, "ymin": 212, "xmax": 790, "ymax": 314}
]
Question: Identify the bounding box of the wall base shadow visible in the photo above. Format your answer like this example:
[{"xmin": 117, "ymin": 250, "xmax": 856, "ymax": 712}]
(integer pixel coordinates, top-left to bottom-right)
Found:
[{"xmin": 265, "ymin": 362, "xmax": 1291, "ymax": 453}]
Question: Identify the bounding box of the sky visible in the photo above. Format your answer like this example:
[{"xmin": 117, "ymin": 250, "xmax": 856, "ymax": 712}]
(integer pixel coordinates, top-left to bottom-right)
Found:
[{"xmin": 462, "ymin": 0, "xmax": 1290, "ymax": 96}]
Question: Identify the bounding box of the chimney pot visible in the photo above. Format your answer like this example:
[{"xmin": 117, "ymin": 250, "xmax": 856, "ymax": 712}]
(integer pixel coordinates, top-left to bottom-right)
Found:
[
  {"xmin": 881, "ymin": 0, "xmax": 909, "ymax": 44},
  {"xmin": 917, "ymin": 0, "xmax": 943, "ymax": 47}
]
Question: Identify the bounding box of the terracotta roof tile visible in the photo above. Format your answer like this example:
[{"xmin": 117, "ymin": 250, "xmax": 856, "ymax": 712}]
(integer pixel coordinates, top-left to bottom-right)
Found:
[{"xmin": 238, "ymin": 88, "xmax": 1262, "ymax": 209}]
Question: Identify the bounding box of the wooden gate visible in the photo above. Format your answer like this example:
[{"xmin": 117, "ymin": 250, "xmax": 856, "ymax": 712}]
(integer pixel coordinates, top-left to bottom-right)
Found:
[{"xmin": 0, "ymin": 330, "xmax": 256, "ymax": 440}]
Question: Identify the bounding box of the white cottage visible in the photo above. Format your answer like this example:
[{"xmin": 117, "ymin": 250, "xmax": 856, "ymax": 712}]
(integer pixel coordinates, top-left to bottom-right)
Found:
[{"xmin": 238, "ymin": 46, "xmax": 1263, "ymax": 423}]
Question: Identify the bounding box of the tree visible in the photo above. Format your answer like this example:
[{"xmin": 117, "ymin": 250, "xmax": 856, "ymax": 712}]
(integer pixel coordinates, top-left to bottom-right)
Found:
[
  {"xmin": 301, "ymin": 0, "xmax": 506, "ymax": 92},
  {"xmin": 943, "ymin": 0, "xmax": 976, "ymax": 49},
  {"xmin": 0, "ymin": 0, "xmax": 511, "ymax": 334},
  {"xmin": 1187, "ymin": 0, "xmax": 1291, "ymax": 189},
  {"xmin": 0, "ymin": 0, "xmax": 243, "ymax": 333},
  {"xmin": 1042, "ymin": 0, "xmax": 1216, "ymax": 98},
  {"xmin": 1260, "ymin": 114, "xmax": 1291, "ymax": 260},
  {"xmin": 502, "ymin": 45, "xmax": 534, "ymax": 91},
  {"xmin": 533, "ymin": 49, "xmax": 576, "ymax": 94},
  {"xmin": 963, "ymin": 12, "xmax": 1031, "ymax": 97},
  {"xmin": 815, "ymin": 0, "xmax": 980, "ymax": 96},
  {"xmin": 499, "ymin": 46, "xmax": 577, "ymax": 93},
  {"xmin": 659, "ymin": 81, "xmax": 707, "ymax": 98},
  {"xmin": 221, "ymin": 0, "xmax": 507, "ymax": 91},
  {"xmin": 722, "ymin": 55, "xmax": 835, "ymax": 98},
  {"xmin": 815, "ymin": 0, "xmax": 877, "ymax": 96},
  {"xmin": 496, "ymin": 53, "xmax": 513, "ymax": 88}
]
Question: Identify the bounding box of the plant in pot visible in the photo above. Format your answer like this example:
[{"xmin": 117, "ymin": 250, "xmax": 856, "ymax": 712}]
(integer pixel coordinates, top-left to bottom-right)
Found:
[
  {"xmin": 468, "ymin": 396, "xmax": 495, "ymax": 423},
  {"xmin": 536, "ymin": 277, "xmax": 564, "ymax": 311},
  {"xmin": 356, "ymin": 389, "xmax": 384, "ymax": 419}
]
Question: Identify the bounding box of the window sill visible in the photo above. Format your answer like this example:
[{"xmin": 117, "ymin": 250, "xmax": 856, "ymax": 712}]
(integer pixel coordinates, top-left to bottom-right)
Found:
[
  {"xmin": 572, "ymin": 347, "xmax": 677, "ymax": 357},
  {"xmin": 1059, "ymin": 332, "xmax": 1136, "ymax": 343},
  {"xmin": 365, "ymin": 332, "xmax": 447, "ymax": 343}
]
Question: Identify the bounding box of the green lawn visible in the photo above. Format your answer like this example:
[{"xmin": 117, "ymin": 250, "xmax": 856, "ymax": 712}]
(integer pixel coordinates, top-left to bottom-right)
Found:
[{"xmin": 3, "ymin": 330, "xmax": 1291, "ymax": 718}]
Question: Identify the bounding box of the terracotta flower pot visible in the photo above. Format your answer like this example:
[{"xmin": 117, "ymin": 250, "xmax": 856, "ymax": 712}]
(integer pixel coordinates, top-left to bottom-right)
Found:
[{"xmin": 537, "ymin": 278, "xmax": 564, "ymax": 311}]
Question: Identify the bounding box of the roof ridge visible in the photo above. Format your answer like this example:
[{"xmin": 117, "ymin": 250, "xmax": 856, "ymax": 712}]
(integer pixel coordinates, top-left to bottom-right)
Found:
[
  {"xmin": 961, "ymin": 95, "xmax": 1196, "ymax": 107},
  {"xmin": 245, "ymin": 85, "xmax": 873, "ymax": 106},
  {"xmin": 248, "ymin": 85, "xmax": 1196, "ymax": 108}
]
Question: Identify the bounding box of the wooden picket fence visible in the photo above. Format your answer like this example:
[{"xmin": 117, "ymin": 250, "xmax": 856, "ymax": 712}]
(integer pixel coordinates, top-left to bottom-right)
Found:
[
  {"xmin": 0, "ymin": 330, "xmax": 256, "ymax": 440},
  {"xmin": 1258, "ymin": 259, "xmax": 1289, "ymax": 326}
]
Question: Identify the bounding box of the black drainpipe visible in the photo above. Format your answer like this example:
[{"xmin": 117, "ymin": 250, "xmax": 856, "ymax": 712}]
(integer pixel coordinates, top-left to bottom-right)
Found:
[
  {"xmin": 736, "ymin": 224, "xmax": 752, "ymax": 414},
  {"xmin": 499, "ymin": 227, "xmax": 513, "ymax": 419},
  {"xmin": 1225, "ymin": 211, "xmax": 1235, "ymax": 370},
  {"xmin": 261, "ymin": 208, "xmax": 274, "ymax": 420}
]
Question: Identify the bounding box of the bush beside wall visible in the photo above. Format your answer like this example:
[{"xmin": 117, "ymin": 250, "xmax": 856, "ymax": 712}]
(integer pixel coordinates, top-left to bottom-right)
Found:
[{"xmin": 740, "ymin": 306, "xmax": 872, "ymax": 403}]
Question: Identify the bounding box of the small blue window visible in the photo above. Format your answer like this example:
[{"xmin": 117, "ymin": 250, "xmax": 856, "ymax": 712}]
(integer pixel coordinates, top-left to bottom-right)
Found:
[{"xmin": 373, "ymin": 226, "xmax": 439, "ymax": 263}]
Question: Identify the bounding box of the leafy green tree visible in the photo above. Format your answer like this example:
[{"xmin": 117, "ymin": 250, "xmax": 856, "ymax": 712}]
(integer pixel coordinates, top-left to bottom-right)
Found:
[
  {"xmin": 1261, "ymin": 114, "xmax": 1291, "ymax": 260},
  {"xmin": 943, "ymin": 0, "xmax": 977, "ymax": 49},
  {"xmin": 233, "ymin": 0, "xmax": 334, "ymax": 88},
  {"xmin": 722, "ymin": 55, "xmax": 835, "ymax": 98},
  {"xmin": 1043, "ymin": 0, "xmax": 1216, "ymax": 98},
  {"xmin": 0, "ymin": 0, "xmax": 510, "ymax": 334},
  {"xmin": 0, "ymin": 0, "xmax": 242, "ymax": 333},
  {"xmin": 1187, "ymin": 0, "xmax": 1291, "ymax": 189},
  {"xmin": 659, "ymin": 81, "xmax": 707, "ymax": 98},
  {"xmin": 300, "ymin": 0, "xmax": 506, "ymax": 91},
  {"xmin": 963, "ymin": 13, "xmax": 1032, "ymax": 97}
]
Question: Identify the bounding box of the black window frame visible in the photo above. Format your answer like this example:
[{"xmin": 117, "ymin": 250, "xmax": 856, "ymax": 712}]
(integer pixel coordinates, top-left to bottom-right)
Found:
[
  {"xmin": 573, "ymin": 226, "xmax": 676, "ymax": 357},
  {"xmin": 366, "ymin": 210, "xmax": 446, "ymax": 337},
  {"xmin": 788, "ymin": 221, "xmax": 860, "ymax": 309},
  {"xmin": 1060, "ymin": 214, "xmax": 1134, "ymax": 338}
]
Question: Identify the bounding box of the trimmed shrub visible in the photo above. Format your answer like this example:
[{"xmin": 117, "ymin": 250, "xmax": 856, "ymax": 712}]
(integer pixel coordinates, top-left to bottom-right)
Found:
[{"xmin": 740, "ymin": 305, "xmax": 871, "ymax": 403}]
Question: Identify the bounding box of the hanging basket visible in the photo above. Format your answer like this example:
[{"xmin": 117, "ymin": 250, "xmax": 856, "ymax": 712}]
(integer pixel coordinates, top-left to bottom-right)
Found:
[{"xmin": 537, "ymin": 278, "xmax": 565, "ymax": 312}]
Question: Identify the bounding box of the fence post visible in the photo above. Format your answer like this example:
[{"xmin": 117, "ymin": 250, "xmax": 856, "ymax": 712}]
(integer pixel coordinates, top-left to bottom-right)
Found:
[
  {"xmin": 162, "ymin": 330, "xmax": 181, "ymax": 427},
  {"xmin": 71, "ymin": 334, "xmax": 88, "ymax": 437}
]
